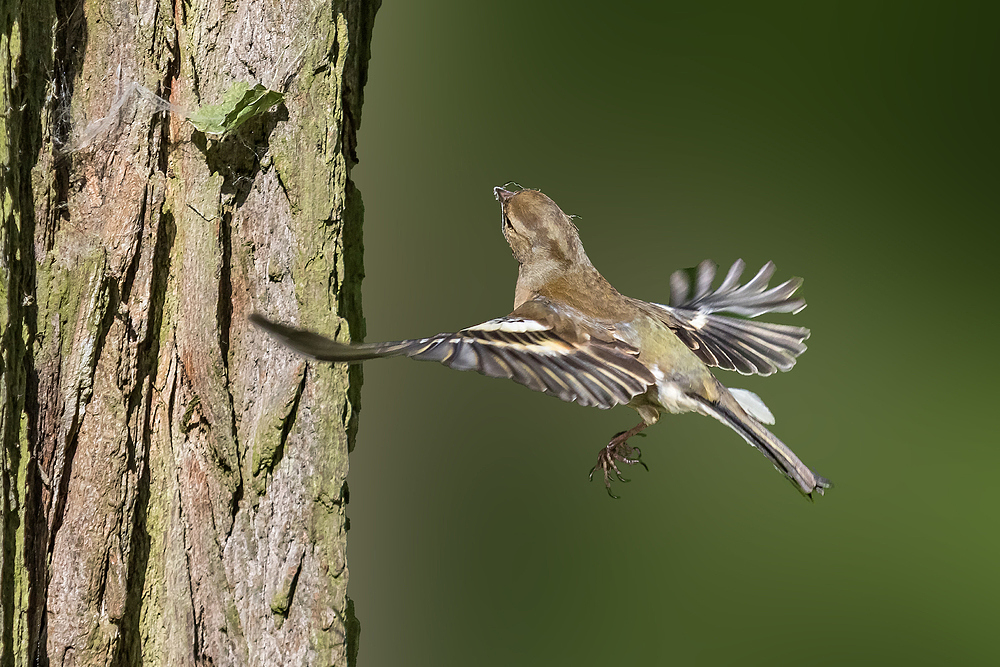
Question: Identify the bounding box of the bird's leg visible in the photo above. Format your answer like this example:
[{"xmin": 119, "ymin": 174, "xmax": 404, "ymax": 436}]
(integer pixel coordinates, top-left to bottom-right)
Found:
[{"xmin": 589, "ymin": 420, "xmax": 650, "ymax": 498}]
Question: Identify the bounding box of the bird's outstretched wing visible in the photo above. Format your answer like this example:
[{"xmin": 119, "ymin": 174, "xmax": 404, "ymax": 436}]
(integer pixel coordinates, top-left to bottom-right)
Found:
[
  {"xmin": 250, "ymin": 298, "xmax": 655, "ymax": 409},
  {"xmin": 651, "ymin": 259, "xmax": 810, "ymax": 376}
]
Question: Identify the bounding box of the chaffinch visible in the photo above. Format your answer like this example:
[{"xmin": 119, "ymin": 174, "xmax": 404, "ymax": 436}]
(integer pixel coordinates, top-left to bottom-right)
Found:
[{"xmin": 251, "ymin": 187, "xmax": 830, "ymax": 498}]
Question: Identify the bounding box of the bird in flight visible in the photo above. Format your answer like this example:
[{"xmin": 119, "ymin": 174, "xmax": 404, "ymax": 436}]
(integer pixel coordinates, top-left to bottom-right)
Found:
[{"xmin": 251, "ymin": 187, "xmax": 830, "ymax": 498}]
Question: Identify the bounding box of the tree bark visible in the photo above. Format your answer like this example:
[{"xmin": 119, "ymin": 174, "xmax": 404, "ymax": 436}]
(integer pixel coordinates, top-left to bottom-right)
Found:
[{"xmin": 1, "ymin": 0, "xmax": 378, "ymax": 665}]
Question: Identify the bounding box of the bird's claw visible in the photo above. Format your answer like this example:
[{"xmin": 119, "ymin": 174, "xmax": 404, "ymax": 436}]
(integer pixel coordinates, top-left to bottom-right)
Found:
[{"xmin": 589, "ymin": 436, "xmax": 648, "ymax": 499}]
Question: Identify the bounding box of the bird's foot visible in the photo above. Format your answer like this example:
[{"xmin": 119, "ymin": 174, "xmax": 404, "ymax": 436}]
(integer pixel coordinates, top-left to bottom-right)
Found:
[{"xmin": 589, "ymin": 428, "xmax": 649, "ymax": 499}]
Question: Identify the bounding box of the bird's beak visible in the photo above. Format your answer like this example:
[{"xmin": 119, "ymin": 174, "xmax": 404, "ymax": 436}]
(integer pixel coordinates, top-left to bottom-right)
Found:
[{"xmin": 494, "ymin": 187, "xmax": 515, "ymax": 204}]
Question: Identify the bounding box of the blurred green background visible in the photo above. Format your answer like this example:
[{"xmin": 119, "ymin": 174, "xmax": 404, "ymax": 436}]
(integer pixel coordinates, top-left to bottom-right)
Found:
[{"xmin": 348, "ymin": 2, "xmax": 998, "ymax": 665}]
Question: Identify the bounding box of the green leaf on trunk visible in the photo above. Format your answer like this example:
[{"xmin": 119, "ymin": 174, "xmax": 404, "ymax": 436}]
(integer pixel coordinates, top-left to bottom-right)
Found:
[{"xmin": 188, "ymin": 82, "xmax": 284, "ymax": 135}]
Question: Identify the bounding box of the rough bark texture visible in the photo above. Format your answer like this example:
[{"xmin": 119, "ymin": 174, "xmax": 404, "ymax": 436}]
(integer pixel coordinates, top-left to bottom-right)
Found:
[{"xmin": 1, "ymin": 0, "xmax": 378, "ymax": 665}]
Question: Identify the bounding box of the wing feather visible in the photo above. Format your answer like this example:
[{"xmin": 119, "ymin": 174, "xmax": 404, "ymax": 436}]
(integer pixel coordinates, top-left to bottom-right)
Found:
[
  {"xmin": 655, "ymin": 259, "xmax": 810, "ymax": 376},
  {"xmin": 250, "ymin": 300, "xmax": 655, "ymax": 410}
]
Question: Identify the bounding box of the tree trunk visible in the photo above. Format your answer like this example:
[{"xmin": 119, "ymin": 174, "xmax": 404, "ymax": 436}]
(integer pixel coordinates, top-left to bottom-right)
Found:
[{"xmin": 1, "ymin": 0, "xmax": 379, "ymax": 664}]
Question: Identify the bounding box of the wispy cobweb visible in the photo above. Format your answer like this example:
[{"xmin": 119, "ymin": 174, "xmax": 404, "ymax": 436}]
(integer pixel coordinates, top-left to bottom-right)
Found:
[{"xmin": 64, "ymin": 79, "xmax": 182, "ymax": 153}]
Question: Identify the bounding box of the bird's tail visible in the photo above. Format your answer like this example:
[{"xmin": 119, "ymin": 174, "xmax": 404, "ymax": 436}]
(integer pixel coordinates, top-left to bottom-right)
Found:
[{"xmin": 693, "ymin": 390, "xmax": 831, "ymax": 498}]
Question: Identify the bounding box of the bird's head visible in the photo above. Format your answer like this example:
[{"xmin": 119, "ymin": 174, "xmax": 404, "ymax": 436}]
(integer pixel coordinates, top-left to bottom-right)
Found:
[{"xmin": 493, "ymin": 187, "xmax": 587, "ymax": 269}]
